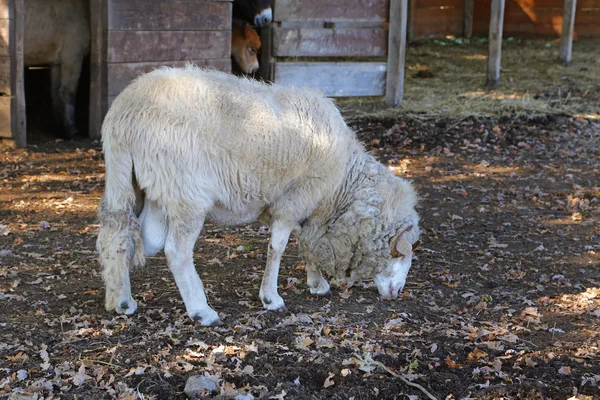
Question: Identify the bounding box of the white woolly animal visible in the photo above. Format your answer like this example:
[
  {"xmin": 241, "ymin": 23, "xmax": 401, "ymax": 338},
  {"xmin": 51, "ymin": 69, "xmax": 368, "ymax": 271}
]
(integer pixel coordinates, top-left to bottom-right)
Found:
[{"xmin": 97, "ymin": 66, "xmax": 420, "ymax": 326}]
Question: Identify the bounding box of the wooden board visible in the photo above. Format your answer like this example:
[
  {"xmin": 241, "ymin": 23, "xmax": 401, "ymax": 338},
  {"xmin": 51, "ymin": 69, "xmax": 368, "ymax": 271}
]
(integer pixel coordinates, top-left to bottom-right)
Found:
[
  {"xmin": 272, "ymin": 28, "xmax": 387, "ymax": 57},
  {"xmin": 108, "ymin": 0, "xmax": 231, "ymax": 31},
  {"xmin": 273, "ymin": 62, "xmax": 386, "ymax": 97},
  {"xmin": 0, "ymin": 0, "xmax": 11, "ymax": 19},
  {"xmin": 411, "ymin": 6, "xmax": 463, "ymax": 37},
  {"xmin": 0, "ymin": 19, "xmax": 11, "ymax": 56},
  {"xmin": 107, "ymin": 59, "xmax": 231, "ymax": 96},
  {"xmin": 415, "ymin": 0, "xmax": 463, "ymax": 7},
  {"xmin": 107, "ymin": 30, "xmax": 230, "ymax": 62},
  {"xmin": 0, "ymin": 94, "xmax": 10, "ymax": 138},
  {"xmin": 0, "ymin": 55, "xmax": 10, "ymax": 95},
  {"xmin": 274, "ymin": 0, "xmax": 389, "ymax": 22}
]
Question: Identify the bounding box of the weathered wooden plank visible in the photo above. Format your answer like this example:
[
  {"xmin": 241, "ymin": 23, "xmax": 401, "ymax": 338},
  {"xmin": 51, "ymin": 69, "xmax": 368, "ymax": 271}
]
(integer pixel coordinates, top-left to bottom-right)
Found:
[
  {"xmin": 272, "ymin": 28, "xmax": 387, "ymax": 57},
  {"xmin": 415, "ymin": 0, "xmax": 462, "ymax": 7},
  {"xmin": 464, "ymin": 0, "xmax": 473, "ymax": 37},
  {"xmin": 487, "ymin": 0, "xmax": 504, "ymax": 87},
  {"xmin": 12, "ymin": 0, "xmax": 24, "ymax": 146},
  {"xmin": 89, "ymin": 0, "xmax": 107, "ymax": 139},
  {"xmin": 107, "ymin": 30, "xmax": 230, "ymax": 63},
  {"xmin": 0, "ymin": 19, "xmax": 11, "ymax": 56},
  {"xmin": 560, "ymin": 0, "xmax": 577, "ymax": 64},
  {"xmin": 274, "ymin": 0, "xmax": 389, "ymax": 22},
  {"xmin": 108, "ymin": 0, "xmax": 232, "ymax": 31},
  {"xmin": 274, "ymin": 62, "xmax": 386, "ymax": 97},
  {"xmin": 0, "ymin": 96, "xmax": 11, "ymax": 138},
  {"xmin": 0, "ymin": 55, "xmax": 10, "ymax": 95},
  {"xmin": 0, "ymin": 0, "xmax": 12, "ymax": 19},
  {"xmin": 386, "ymin": 0, "xmax": 408, "ymax": 106},
  {"xmin": 107, "ymin": 59, "xmax": 231, "ymax": 96}
]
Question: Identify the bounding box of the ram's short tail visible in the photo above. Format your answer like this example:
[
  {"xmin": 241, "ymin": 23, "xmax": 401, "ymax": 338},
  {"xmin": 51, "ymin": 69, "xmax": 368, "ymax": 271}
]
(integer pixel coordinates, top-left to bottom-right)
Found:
[{"xmin": 96, "ymin": 147, "xmax": 145, "ymax": 311}]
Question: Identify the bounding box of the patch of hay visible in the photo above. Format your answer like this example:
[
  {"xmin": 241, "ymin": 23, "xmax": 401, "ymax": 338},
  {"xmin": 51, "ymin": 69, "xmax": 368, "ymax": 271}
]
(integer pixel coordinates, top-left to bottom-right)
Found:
[{"xmin": 336, "ymin": 38, "xmax": 600, "ymax": 121}]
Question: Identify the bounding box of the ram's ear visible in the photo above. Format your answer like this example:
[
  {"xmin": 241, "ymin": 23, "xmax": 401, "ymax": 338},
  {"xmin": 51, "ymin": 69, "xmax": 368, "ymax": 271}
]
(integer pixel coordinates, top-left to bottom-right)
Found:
[{"xmin": 390, "ymin": 223, "xmax": 413, "ymax": 258}]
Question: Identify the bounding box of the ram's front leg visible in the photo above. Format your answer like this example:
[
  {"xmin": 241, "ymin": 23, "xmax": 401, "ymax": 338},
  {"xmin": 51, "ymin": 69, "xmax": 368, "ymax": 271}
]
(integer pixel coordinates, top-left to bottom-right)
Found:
[
  {"xmin": 306, "ymin": 263, "xmax": 331, "ymax": 295},
  {"xmin": 259, "ymin": 220, "xmax": 293, "ymax": 310}
]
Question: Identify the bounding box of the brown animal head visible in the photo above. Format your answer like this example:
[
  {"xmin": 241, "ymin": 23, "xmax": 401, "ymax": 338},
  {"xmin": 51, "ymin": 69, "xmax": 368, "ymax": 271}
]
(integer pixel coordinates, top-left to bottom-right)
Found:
[{"xmin": 231, "ymin": 19, "xmax": 261, "ymax": 75}]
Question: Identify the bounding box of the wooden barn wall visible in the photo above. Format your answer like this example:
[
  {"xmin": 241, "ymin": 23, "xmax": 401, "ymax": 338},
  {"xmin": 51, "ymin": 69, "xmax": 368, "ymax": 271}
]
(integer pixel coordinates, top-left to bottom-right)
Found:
[
  {"xmin": 409, "ymin": 0, "xmax": 600, "ymax": 39},
  {"xmin": 267, "ymin": 0, "xmax": 390, "ymax": 97},
  {"xmin": 105, "ymin": 0, "xmax": 232, "ymax": 106},
  {"xmin": 410, "ymin": 0, "xmax": 464, "ymax": 38},
  {"xmin": 472, "ymin": 0, "xmax": 600, "ymax": 38}
]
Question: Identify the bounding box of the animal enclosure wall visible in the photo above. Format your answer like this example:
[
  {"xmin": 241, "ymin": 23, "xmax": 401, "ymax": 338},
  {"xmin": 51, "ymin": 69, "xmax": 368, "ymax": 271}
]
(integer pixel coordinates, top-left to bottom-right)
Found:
[
  {"xmin": 260, "ymin": 0, "xmax": 391, "ymax": 97},
  {"xmin": 472, "ymin": 0, "xmax": 600, "ymax": 38},
  {"xmin": 409, "ymin": 0, "xmax": 600, "ymax": 39},
  {"xmin": 92, "ymin": 0, "xmax": 234, "ymax": 138},
  {"xmin": 410, "ymin": 0, "xmax": 464, "ymax": 38}
]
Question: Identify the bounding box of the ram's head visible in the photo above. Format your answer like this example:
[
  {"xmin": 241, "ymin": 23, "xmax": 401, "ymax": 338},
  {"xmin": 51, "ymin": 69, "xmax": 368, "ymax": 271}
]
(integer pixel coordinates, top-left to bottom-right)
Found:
[{"xmin": 373, "ymin": 221, "xmax": 421, "ymax": 299}]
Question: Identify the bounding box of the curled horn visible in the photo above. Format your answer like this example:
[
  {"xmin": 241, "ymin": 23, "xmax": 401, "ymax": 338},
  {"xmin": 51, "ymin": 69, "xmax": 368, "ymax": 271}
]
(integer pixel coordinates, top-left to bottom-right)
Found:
[{"xmin": 390, "ymin": 223, "xmax": 413, "ymax": 258}]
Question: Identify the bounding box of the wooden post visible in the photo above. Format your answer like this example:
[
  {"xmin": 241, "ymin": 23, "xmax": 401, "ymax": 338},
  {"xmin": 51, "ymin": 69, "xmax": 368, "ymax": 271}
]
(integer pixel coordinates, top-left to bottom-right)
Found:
[
  {"xmin": 258, "ymin": 25, "xmax": 274, "ymax": 82},
  {"xmin": 89, "ymin": 0, "xmax": 107, "ymax": 139},
  {"xmin": 385, "ymin": 0, "xmax": 408, "ymax": 106},
  {"xmin": 487, "ymin": 0, "xmax": 505, "ymax": 87},
  {"xmin": 12, "ymin": 0, "xmax": 25, "ymax": 147},
  {"xmin": 0, "ymin": 0, "xmax": 25, "ymax": 147},
  {"xmin": 464, "ymin": 0, "xmax": 474, "ymax": 38},
  {"xmin": 560, "ymin": 0, "xmax": 576, "ymax": 65}
]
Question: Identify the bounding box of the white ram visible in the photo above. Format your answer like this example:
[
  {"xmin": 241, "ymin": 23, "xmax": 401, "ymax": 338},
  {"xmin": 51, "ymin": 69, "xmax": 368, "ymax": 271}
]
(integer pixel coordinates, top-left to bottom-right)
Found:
[{"xmin": 97, "ymin": 66, "xmax": 420, "ymax": 326}]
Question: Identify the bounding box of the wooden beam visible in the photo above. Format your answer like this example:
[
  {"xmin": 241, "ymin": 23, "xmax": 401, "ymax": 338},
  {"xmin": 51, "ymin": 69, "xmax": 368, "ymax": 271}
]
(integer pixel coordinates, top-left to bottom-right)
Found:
[
  {"xmin": 272, "ymin": 27, "xmax": 388, "ymax": 57},
  {"xmin": 385, "ymin": 0, "xmax": 408, "ymax": 106},
  {"xmin": 89, "ymin": 0, "xmax": 107, "ymax": 139},
  {"xmin": 274, "ymin": 62, "xmax": 387, "ymax": 97},
  {"xmin": 464, "ymin": 0, "xmax": 474, "ymax": 38},
  {"xmin": 560, "ymin": 0, "xmax": 577, "ymax": 65},
  {"xmin": 487, "ymin": 0, "xmax": 505, "ymax": 87}
]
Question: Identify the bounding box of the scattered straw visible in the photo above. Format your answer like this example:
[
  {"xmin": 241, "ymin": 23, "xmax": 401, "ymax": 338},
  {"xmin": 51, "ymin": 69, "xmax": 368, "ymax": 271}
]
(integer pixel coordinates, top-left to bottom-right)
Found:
[{"xmin": 336, "ymin": 38, "xmax": 600, "ymax": 121}]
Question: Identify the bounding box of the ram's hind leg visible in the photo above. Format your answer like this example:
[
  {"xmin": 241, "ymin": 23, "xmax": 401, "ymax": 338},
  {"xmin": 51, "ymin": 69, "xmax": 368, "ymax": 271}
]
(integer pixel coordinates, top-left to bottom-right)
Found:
[
  {"xmin": 306, "ymin": 264, "xmax": 331, "ymax": 296},
  {"xmin": 97, "ymin": 200, "xmax": 143, "ymax": 315},
  {"xmin": 165, "ymin": 218, "xmax": 220, "ymax": 326}
]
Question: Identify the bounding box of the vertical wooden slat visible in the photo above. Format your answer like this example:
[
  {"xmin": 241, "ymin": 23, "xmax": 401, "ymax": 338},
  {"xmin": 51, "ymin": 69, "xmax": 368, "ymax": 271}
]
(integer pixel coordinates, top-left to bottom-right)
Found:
[
  {"xmin": 12, "ymin": 0, "xmax": 25, "ymax": 147},
  {"xmin": 464, "ymin": 0, "xmax": 474, "ymax": 38},
  {"xmin": 258, "ymin": 25, "xmax": 274, "ymax": 82},
  {"xmin": 385, "ymin": 0, "xmax": 408, "ymax": 106},
  {"xmin": 406, "ymin": 0, "xmax": 413, "ymax": 41},
  {"xmin": 89, "ymin": 0, "xmax": 107, "ymax": 139},
  {"xmin": 559, "ymin": 0, "xmax": 576, "ymax": 65},
  {"xmin": 487, "ymin": 0, "xmax": 505, "ymax": 87}
]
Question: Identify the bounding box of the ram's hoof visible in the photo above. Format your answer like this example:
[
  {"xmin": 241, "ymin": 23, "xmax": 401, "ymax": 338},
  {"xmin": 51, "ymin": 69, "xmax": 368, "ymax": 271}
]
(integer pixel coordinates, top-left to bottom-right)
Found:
[
  {"xmin": 116, "ymin": 297, "xmax": 138, "ymax": 315},
  {"xmin": 309, "ymin": 288, "xmax": 332, "ymax": 297},
  {"xmin": 260, "ymin": 294, "xmax": 286, "ymax": 311},
  {"xmin": 190, "ymin": 309, "xmax": 221, "ymax": 326}
]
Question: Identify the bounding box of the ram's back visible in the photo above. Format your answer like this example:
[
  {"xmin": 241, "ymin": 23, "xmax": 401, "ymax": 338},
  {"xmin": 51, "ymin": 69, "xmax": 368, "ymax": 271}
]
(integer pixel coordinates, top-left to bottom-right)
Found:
[{"xmin": 102, "ymin": 66, "xmax": 357, "ymax": 218}]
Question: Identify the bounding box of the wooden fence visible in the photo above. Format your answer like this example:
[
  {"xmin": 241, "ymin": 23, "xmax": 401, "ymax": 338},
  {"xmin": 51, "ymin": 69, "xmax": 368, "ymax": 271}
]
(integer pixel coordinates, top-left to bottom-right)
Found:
[{"xmin": 259, "ymin": 0, "xmax": 394, "ymax": 98}]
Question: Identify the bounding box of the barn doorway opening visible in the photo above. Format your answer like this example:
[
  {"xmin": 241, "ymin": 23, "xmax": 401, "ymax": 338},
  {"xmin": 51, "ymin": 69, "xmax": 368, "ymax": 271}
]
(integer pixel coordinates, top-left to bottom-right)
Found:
[{"xmin": 24, "ymin": 56, "xmax": 90, "ymax": 144}]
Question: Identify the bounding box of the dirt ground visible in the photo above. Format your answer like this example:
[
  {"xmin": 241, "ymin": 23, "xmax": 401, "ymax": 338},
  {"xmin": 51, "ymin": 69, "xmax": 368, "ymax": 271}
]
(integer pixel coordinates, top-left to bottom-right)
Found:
[{"xmin": 1, "ymin": 111, "xmax": 599, "ymax": 400}]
